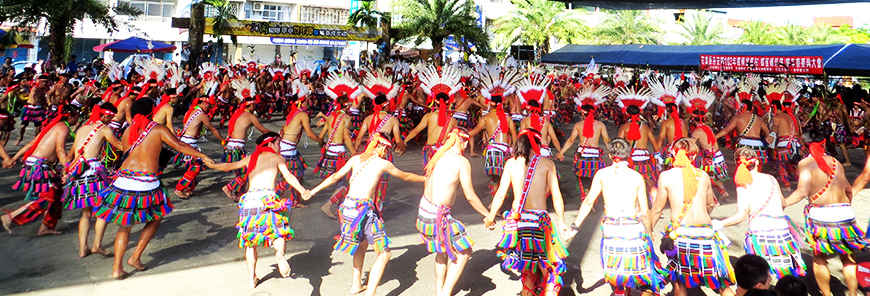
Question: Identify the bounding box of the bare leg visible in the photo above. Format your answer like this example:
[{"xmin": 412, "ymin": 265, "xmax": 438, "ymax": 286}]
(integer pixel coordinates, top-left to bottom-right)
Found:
[
  {"xmin": 718, "ymin": 286, "xmax": 735, "ymax": 296},
  {"xmin": 113, "ymin": 227, "xmax": 132, "ymax": 279},
  {"xmin": 3, "ymin": 201, "xmax": 34, "ymax": 233},
  {"xmin": 127, "ymin": 219, "xmax": 161, "ymax": 271},
  {"xmin": 841, "ymin": 253, "xmax": 859, "ymax": 296},
  {"xmin": 841, "ymin": 143, "xmax": 853, "ymax": 166},
  {"xmin": 364, "ymin": 248, "xmax": 391, "ymax": 296},
  {"xmin": 320, "ymin": 200, "xmax": 338, "ymax": 219},
  {"xmin": 672, "ymin": 282, "xmax": 688, "ymax": 296},
  {"xmin": 521, "ymin": 270, "xmax": 540, "ymax": 296},
  {"xmin": 434, "ymin": 253, "xmax": 448, "ymax": 296},
  {"xmin": 272, "ymin": 238, "xmax": 290, "ymax": 278},
  {"xmin": 439, "ymin": 248, "xmax": 471, "ymax": 296},
  {"xmin": 349, "ymin": 240, "xmax": 369, "ymax": 294},
  {"xmin": 91, "ymin": 218, "xmax": 111, "ymax": 256},
  {"xmin": 246, "ymin": 247, "xmax": 259, "ymax": 288},
  {"xmin": 813, "ymin": 254, "xmax": 832, "ymax": 296},
  {"xmin": 78, "ymin": 207, "xmax": 93, "ymax": 258},
  {"xmin": 14, "ymin": 124, "xmax": 26, "ymax": 145}
]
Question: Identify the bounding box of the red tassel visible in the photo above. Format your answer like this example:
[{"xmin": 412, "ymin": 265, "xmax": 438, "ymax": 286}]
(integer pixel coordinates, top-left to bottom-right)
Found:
[
  {"xmin": 370, "ymin": 104, "xmax": 382, "ymax": 135},
  {"xmin": 582, "ymin": 110, "xmax": 595, "ymax": 138},
  {"xmin": 437, "ymin": 100, "xmax": 447, "ymax": 127},
  {"xmin": 627, "ymin": 115, "xmax": 641, "ymax": 141},
  {"xmin": 671, "ymin": 106, "xmax": 683, "ymax": 138},
  {"xmin": 530, "ymin": 112, "xmax": 541, "ymax": 131},
  {"xmin": 808, "ymin": 141, "xmax": 833, "ymax": 175},
  {"xmin": 496, "ymin": 103, "xmax": 510, "ymax": 134}
]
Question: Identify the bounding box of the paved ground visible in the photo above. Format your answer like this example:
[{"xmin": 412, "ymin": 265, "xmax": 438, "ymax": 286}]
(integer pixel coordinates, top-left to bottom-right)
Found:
[{"xmin": 2, "ymin": 118, "xmax": 870, "ymax": 296}]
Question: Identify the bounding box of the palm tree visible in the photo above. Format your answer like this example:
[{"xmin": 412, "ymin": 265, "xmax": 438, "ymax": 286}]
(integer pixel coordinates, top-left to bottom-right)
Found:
[
  {"xmin": 492, "ymin": 0, "xmax": 587, "ymax": 61},
  {"xmin": 678, "ymin": 10, "xmax": 726, "ymax": 45},
  {"xmin": 592, "ymin": 10, "xmax": 662, "ymax": 45},
  {"xmin": 347, "ymin": 1, "xmax": 391, "ymax": 66},
  {"xmin": 807, "ymin": 23, "xmax": 849, "ymax": 44},
  {"xmin": 0, "ymin": 0, "xmax": 142, "ymax": 66},
  {"xmin": 737, "ymin": 20, "xmax": 775, "ymax": 45},
  {"xmin": 394, "ymin": 0, "xmax": 490, "ymax": 66},
  {"xmin": 777, "ymin": 23, "xmax": 808, "ymax": 45},
  {"xmin": 204, "ymin": 0, "xmax": 238, "ymax": 65}
]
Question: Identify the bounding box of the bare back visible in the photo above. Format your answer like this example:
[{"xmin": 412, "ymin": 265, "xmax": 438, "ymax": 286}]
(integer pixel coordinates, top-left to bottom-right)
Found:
[
  {"xmin": 72, "ymin": 123, "xmax": 118, "ymax": 159},
  {"xmin": 658, "ymin": 166, "xmax": 716, "ymax": 225},
  {"xmin": 597, "ymin": 165, "xmax": 647, "ymax": 217},
  {"xmin": 424, "ymin": 154, "xmax": 468, "ymax": 207},
  {"xmin": 504, "ymin": 156, "xmax": 557, "ymax": 211},
  {"xmin": 798, "ymin": 156, "xmax": 850, "ymax": 205}
]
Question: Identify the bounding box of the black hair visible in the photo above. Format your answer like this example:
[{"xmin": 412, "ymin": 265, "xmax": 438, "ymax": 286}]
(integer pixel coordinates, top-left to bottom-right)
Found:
[
  {"xmin": 130, "ymin": 86, "xmax": 142, "ymax": 92},
  {"xmin": 0, "ymin": 109, "xmax": 12, "ymax": 119},
  {"xmin": 336, "ymin": 95, "xmax": 350, "ymax": 107},
  {"xmin": 99, "ymin": 102, "xmax": 118, "ymax": 114},
  {"xmin": 774, "ymin": 275, "xmax": 807, "ymax": 296},
  {"xmin": 626, "ymin": 105, "xmax": 641, "ymax": 115},
  {"xmin": 164, "ymin": 88, "xmax": 176, "ymax": 96},
  {"xmin": 131, "ymin": 98, "xmax": 155, "ymax": 116},
  {"xmin": 512, "ymin": 128, "xmax": 542, "ymax": 165},
  {"xmin": 287, "ymin": 93, "xmax": 299, "ymax": 102},
  {"xmin": 93, "ymin": 81, "xmax": 102, "ymax": 88},
  {"xmin": 734, "ymin": 254, "xmax": 771, "ymax": 290},
  {"xmin": 490, "ymin": 95, "xmax": 503, "ymax": 104},
  {"xmin": 741, "ymin": 100, "xmax": 754, "ymax": 110},
  {"xmin": 256, "ymin": 131, "xmax": 281, "ymax": 145},
  {"xmin": 608, "ymin": 138, "xmax": 631, "ymax": 160},
  {"xmin": 374, "ymin": 94, "xmax": 388, "ymax": 105},
  {"xmin": 580, "ymin": 105, "xmax": 594, "ymax": 112},
  {"xmin": 147, "ymin": 79, "xmax": 157, "ymax": 84},
  {"xmin": 62, "ymin": 105, "xmax": 80, "ymax": 117},
  {"xmin": 527, "ymin": 100, "xmax": 540, "ymax": 108},
  {"xmin": 435, "ymin": 92, "xmax": 450, "ymax": 102},
  {"xmin": 802, "ymin": 128, "xmax": 826, "ymax": 144}
]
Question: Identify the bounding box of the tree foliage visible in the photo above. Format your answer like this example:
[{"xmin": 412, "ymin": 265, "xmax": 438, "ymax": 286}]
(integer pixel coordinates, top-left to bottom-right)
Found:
[
  {"xmin": 348, "ymin": 1, "xmax": 391, "ymax": 66},
  {"xmin": 737, "ymin": 20, "xmax": 775, "ymax": 45},
  {"xmin": 203, "ymin": 0, "xmax": 238, "ymax": 64},
  {"xmin": 492, "ymin": 0, "xmax": 587, "ymax": 60},
  {"xmin": 777, "ymin": 23, "xmax": 808, "ymax": 45},
  {"xmin": 393, "ymin": 0, "xmax": 490, "ymax": 65},
  {"xmin": 678, "ymin": 10, "xmax": 726, "ymax": 45},
  {"xmin": 592, "ymin": 10, "xmax": 662, "ymax": 45},
  {"xmin": 0, "ymin": 0, "xmax": 142, "ymax": 65}
]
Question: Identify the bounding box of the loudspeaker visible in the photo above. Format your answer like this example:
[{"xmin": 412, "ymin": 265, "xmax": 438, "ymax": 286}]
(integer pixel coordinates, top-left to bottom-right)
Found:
[{"xmin": 511, "ymin": 45, "xmax": 535, "ymax": 61}]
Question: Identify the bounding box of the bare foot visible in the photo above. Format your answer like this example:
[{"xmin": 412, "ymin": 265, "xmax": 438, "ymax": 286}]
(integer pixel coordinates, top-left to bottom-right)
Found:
[
  {"xmin": 320, "ymin": 203, "xmax": 338, "ymax": 220},
  {"xmin": 278, "ymin": 260, "xmax": 291, "ymax": 278},
  {"xmin": 349, "ymin": 285, "xmax": 367, "ymax": 295},
  {"xmin": 470, "ymin": 153, "xmax": 480, "ymax": 158},
  {"xmin": 127, "ymin": 258, "xmax": 146, "ymax": 271},
  {"xmin": 13, "ymin": 139, "xmax": 21, "ymax": 146},
  {"xmin": 222, "ymin": 186, "xmax": 238, "ymax": 201},
  {"xmin": 844, "ymin": 162, "xmax": 853, "ymax": 167},
  {"xmin": 720, "ymin": 191, "xmax": 730, "ymax": 198},
  {"xmin": 37, "ymin": 228, "xmax": 62, "ymax": 235},
  {"xmin": 174, "ymin": 189, "xmax": 190, "ymax": 199},
  {"xmin": 1, "ymin": 211, "xmax": 12, "ymax": 234},
  {"xmin": 249, "ymin": 276, "xmax": 259, "ymax": 288},
  {"xmin": 292, "ymin": 203, "xmax": 308, "ymax": 209},
  {"xmin": 79, "ymin": 248, "xmax": 91, "ymax": 258},
  {"xmin": 91, "ymin": 247, "xmax": 113, "ymax": 257},
  {"xmin": 112, "ymin": 269, "xmax": 129, "ymax": 280}
]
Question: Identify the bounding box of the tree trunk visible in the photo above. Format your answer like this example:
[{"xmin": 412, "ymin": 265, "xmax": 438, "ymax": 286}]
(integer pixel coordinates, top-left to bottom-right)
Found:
[
  {"xmin": 432, "ymin": 38, "xmax": 444, "ymax": 66},
  {"xmin": 537, "ymin": 40, "xmax": 550, "ymax": 62},
  {"xmin": 48, "ymin": 18, "xmax": 71, "ymax": 67},
  {"xmin": 188, "ymin": 3, "xmax": 205, "ymax": 73},
  {"xmin": 381, "ymin": 24, "xmax": 390, "ymax": 65},
  {"xmin": 215, "ymin": 38, "xmax": 224, "ymax": 65}
]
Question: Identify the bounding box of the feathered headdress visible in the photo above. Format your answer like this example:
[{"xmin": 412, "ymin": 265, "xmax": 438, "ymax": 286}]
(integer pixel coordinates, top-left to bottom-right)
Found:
[
  {"xmin": 783, "ymin": 79, "xmax": 800, "ymax": 104},
  {"xmin": 764, "ymin": 80, "xmax": 788, "ymax": 113},
  {"xmin": 165, "ymin": 63, "xmax": 182, "ymax": 88},
  {"xmin": 516, "ymin": 75, "xmax": 552, "ymax": 131},
  {"xmin": 200, "ymin": 62, "xmax": 218, "ymax": 80},
  {"xmin": 269, "ymin": 67, "xmax": 286, "ymax": 82},
  {"xmin": 106, "ymin": 62, "xmax": 124, "ymax": 84},
  {"xmin": 290, "ymin": 78, "xmax": 310, "ymax": 99},
  {"xmin": 615, "ymin": 86, "xmax": 653, "ymax": 141},
  {"xmin": 613, "ymin": 67, "xmax": 632, "ymax": 88},
  {"xmin": 504, "ymin": 56, "xmax": 517, "ymax": 69},
  {"xmin": 583, "ymin": 58, "xmax": 600, "ymax": 82},
  {"xmin": 475, "ymin": 64, "xmax": 522, "ymax": 101},
  {"xmin": 648, "ymin": 75, "xmax": 685, "ymax": 138},
  {"xmin": 573, "ymin": 85, "xmax": 611, "ymax": 138},
  {"xmin": 136, "ymin": 58, "xmax": 165, "ymax": 82},
  {"xmin": 323, "ymin": 71, "xmax": 363, "ymax": 101},
  {"xmin": 232, "ymin": 77, "xmax": 256, "ymax": 100},
  {"xmin": 295, "ymin": 57, "xmax": 317, "ymax": 78},
  {"xmin": 682, "ymin": 85, "xmax": 717, "ymax": 145},
  {"xmin": 419, "ymin": 65, "xmax": 462, "ymax": 127},
  {"xmin": 362, "ymin": 69, "xmax": 399, "ymax": 101}
]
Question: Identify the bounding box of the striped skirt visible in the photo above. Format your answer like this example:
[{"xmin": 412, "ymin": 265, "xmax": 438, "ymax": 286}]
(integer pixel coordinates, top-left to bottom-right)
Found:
[
  {"xmin": 236, "ymin": 189, "xmax": 294, "ymax": 248},
  {"xmin": 600, "ymin": 217, "xmax": 666, "ymax": 294},
  {"xmin": 13, "ymin": 157, "xmax": 60, "ymax": 201},
  {"xmin": 806, "ymin": 204, "xmax": 869, "ymax": 255},
  {"xmin": 745, "ymin": 216, "xmax": 807, "ymax": 278},
  {"xmin": 335, "ymin": 196, "xmax": 390, "ymax": 255},
  {"xmin": 95, "ymin": 171, "xmax": 172, "ymax": 226},
  {"xmin": 416, "ymin": 197, "xmax": 473, "ymax": 260},
  {"xmin": 573, "ymin": 147, "xmax": 605, "ymax": 178},
  {"xmin": 484, "ymin": 142, "xmax": 509, "ymax": 177},
  {"xmin": 735, "ymin": 137, "xmax": 769, "ymax": 164},
  {"xmin": 698, "ymin": 150, "xmax": 730, "ymax": 181},
  {"xmin": 497, "ymin": 209, "xmax": 568, "ymax": 288},
  {"xmin": 666, "ymin": 224, "xmax": 735, "ymax": 290},
  {"xmin": 62, "ymin": 159, "xmax": 111, "ymax": 210}
]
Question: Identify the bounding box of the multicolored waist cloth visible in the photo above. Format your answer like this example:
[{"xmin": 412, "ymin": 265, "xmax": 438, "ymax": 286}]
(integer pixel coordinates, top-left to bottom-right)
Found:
[
  {"xmin": 497, "ymin": 209, "xmax": 569, "ymax": 288},
  {"xmin": 573, "ymin": 147, "xmax": 605, "ymax": 178},
  {"xmin": 20, "ymin": 104, "xmax": 45, "ymax": 123},
  {"xmin": 422, "ymin": 144, "xmax": 441, "ymax": 169},
  {"xmin": 631, "ymin": 149, "xmax": 658, "ymax": 183},
  {"xmin": 172, "ymin": 135, "xmax": 202, "ymax": 167},
  {"xmin": 222, "ymin": 138, "xmax": 247, "ymax": 172},
  {"xmin": 95, "ymin": 169, "xmax": 172, "ymax": 226},
  {"xmin": 804, "ymin": 203, "xmax": 869, "ymax": 255},
  {"xmin": 314, "ymin": 143, "xmax": 348, "ymax": 179},
  {"xmin": 335, "ymin": 196, "xmax": 390, "ymax": 255},
  {"xmin": 280, "ymin": 139, "xmax": 307, "ymax": 177},
  {"xmin": 236, "ymin": 189, "xmax": 294, "ymax": 248},
  {"xmin": 666, "ymin": 224, "xmax": 735, "ymax": 290},
  {"xmin": 484, "ymin": 142, "xmax": 510, "ymax": 177},
  {"xmin": 452, "ymin": 111, "xmax": 473, "ymax": 129},
  {"xmin": 775, "ymin": 136, "xmax": 802, "ymax": 162},
  {"xmin": 62, "ymin": 158, "xmax": 111, "ymax": 210},
  {"xmin": 697, "ymin": 150, "xmax": 730, "ymax": 182},
  {"xmin": 416, "ymin": 196, "xmax": 473, "ymax": 260},
  {"xmin": 13, "ymin": 156, "xmax": 60, "ymax": 201},
  {"xmin": 735, "ymin": 137, "xmax": 768, "ymax": 163},
  {"xmin": 599, "ymin": 216, "xmax": 666, "ymax": 294},
  {"xmin": 745, "ymin": 215, "xmax": 807, "ymax": 278}
]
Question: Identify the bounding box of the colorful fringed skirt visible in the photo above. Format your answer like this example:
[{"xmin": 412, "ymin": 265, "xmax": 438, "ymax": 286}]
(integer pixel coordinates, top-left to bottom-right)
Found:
[
  {"xmin": 171, "ymin": 136, "xmax": 203, "ymax": 168},
  {"xmin": 699, "ymin": 150, "xmax": 730, "ymax": 182},
  {"xmin": 422, "ymin": 144, "xmax": 440, "ymax": 169},
  {"xmin": 280, "ymin": 140, "xmax": 308, "ymax": 177},
  {"xmin": 805, "ymin": 203, "xmax": 869, "ymax": 255},
  {"xmin": 484, "ymin": 142, "xmax": 510, "ymax": 177},
  {"xmin": 223, "ymin": 138, "xmax": 247, "ymax": 175},
  {"xmin": 573, "ymin": 147, "xmax": 605, "ymax": 178},
  {"xmin": 236, "ymin": 189, "xmax": 294, "ymax": 248},
  {"xmin": 497, "ymin": 209, "xmax": 568, "ymax": 289},
  {"xmin": 600, "ymin": 217, "xmax": 666, "ymax": 294},
  {"xmin": 20, "ymin": 104, "xmax": 45, "ymax": 123},
  {"xmin": 416, "ymin": 196, "xmax": 473, "ymax": 260},
  {"xmin": 13, "ymin": 156, "xmax": 60, "ymax": 201},
  {"xmin": 452, "ymin": 111, "xmax": 473, "ymax": 129},
  {"xmin": 666, "ymin": 224, "xmax": 735, "ymax": 290},
  {"xmin": 774, "ymin": 137, "xmax": 802, "ymax": 164},
  {"xmin": 62, "ymin": 159, "xmax": 111, "ymax": 210},
  {"xmin": 735, "ymin": 137, "xmax": 768, "ymax": 164},
  {"xmin": 95, "ymin": 169, "xmax": 172, "ymax": 226},
  {"xmin": 335, "ymin": 196, "xmax": 390, "ymax": 255},
  {"xmin": 745, "ymin": 215, "xmax": 807, "ymax": 278},
  {"xmin": 314, "ymin": 144, "xmax": 347, "ymax": 179},
  {"xmin": 631, "ymin": 149, "xmax": 658, "ymax": 183}
]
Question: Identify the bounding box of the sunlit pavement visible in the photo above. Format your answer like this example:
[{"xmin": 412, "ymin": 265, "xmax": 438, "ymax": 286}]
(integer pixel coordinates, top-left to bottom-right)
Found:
[{"xmin": 2, "ymin": 119, "xmax": 870, "ymax": 296}]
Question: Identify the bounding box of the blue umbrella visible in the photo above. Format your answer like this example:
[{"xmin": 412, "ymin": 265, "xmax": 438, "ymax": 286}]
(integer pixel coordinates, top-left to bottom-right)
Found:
[{"xmin": 93, "ymin": 36, "xmax": 176, "ymax": 53}]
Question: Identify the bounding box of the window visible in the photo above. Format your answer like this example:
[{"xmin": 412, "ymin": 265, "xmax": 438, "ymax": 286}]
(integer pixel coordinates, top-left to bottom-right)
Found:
[
  {"xmin": 122, "ymin": 0, "xmax": 174, "ymax": 19},
  {"xmin": 299, "ymin": 6, "xmax": 349, "ymax": 25},
  {"xmin": 244, "ymin": 3, "xmax": 251, "ymax": 19},
  {"xmin": 263, "ymin": 5, "xmax": 284, "ymax": 21}
]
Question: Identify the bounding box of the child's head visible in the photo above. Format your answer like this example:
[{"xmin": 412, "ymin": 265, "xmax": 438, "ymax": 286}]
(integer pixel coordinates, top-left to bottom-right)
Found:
[
  {"xmin": 774, "ymin": 275, "xmax": 807, "ymax": 296},
  {"xmin": 734, "ymin": 255, "xmax": 772, "ymax": 291}
]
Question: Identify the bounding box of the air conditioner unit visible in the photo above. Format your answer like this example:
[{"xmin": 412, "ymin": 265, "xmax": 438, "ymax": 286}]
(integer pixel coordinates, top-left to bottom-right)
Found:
[{"xmin": 253, "ymin": 3, "xmax": 263, "ymax": 11}]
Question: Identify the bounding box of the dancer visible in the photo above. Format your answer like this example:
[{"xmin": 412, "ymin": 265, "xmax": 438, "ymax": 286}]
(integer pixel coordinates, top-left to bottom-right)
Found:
[
  {"xmin": 223, "ymin": 81, "xmax": 272, "ymax": 199},
  {"xmin": 650, "ymin": 137, "xmax": 735, "ymax": 296},
  {"xmin": 469, "ymin": 66, "xmax": 521, "ymax": 196},
  {"xmin": 649, "ymin": 75, "xmax": 686, "ymax": 169},
  {"xmin": 279, "ymin": 79, "xmax": 319, "ymax": 207},
  {"xmin": 485, "ymin": 128, "xmax": 569, "ymax": 296},
  {"xmin": 769, "ymin": 80, "xmax": 803, "ymax": 189},
  {"xmin": 615, "ymin": 87, "xmax": 661, "ymax": 193},
  {"xmin": 172, "ymin": 96, "xmax": 224, "ymax": 198},
  {"xmin": 716, "ymin": 147, "xmax": 807, "ymax": 279},
  {"xmin": 62, "ymin": 103, "xmax": 124, "ymax": 257},
  {"xmin": 684, "ymin": 85, "xmax": 730, "ymax": 197},
  {"xmin": 715, "ymin": 80, "xmax": 772, "ymax": 165},
  {"xmin": 405, "ymin": 65, "xmax": 462, "ymax": 167},
  {"xmin": 309, "ymin": 133, "xmax": 426, "ymax": 296},
  {"xmin": 516, "ymin": 76, "xmax": 562, "ymax": 159},
  {"xmin": 2, "ymin": 106, "xmax": 81, "ymax": 235},
  {"xmin": 316, "ymin": 94, "xmax": 357, "ymax": 218},
  {"xmin": 208, "ymin": 132, "xmax": 310, "ymax": 288},
  {"xmin": 152, "ymin": 88, "xmax": 178, "ymax": 131},
  {"xmin": 565, "ymin": 138, "xmax": 666, "ymax": 296},
  {"xmin": 94, "ymin": 98, "xmax": 213, "ymax": 279},
  {"xmin": 559, "ymin": 85, "xmax": 610, "ymax": 199},
  {"xmin": 785, "ymin": 128, "xmax": 868, "ymax": 296},
  {"xmin": 417, "ymin": 128, "xmax": 489, "ymax": 296},
  {"xmin": 16, "ymin": 74, "xmax": 49, "ymax": 145}
]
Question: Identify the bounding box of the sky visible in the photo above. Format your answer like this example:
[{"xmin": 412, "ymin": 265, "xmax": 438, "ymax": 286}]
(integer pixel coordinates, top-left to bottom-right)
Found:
[{"xmin": 715, "ymin": 3, "xmax": 870, "ymax": 27}]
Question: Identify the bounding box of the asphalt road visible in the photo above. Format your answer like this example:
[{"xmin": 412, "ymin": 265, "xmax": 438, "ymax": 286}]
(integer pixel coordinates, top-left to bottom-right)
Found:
[{"xmin": 2, "ymin": 117, "xmax": 870, "ymax": 296}]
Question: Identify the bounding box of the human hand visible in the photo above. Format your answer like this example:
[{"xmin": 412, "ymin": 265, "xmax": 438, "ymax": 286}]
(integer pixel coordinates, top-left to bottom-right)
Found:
[
  {"xmin": 555, "ymin": 153, "xmax": 564, "ymax": 161},
  {"xmin": 711, "ymin": 219, "xmax": 724, "ymax": 231},
  {"xmin": 301, "ymin": 190, "xmax": 312, "ymax": 200},
  {"xmin": 2, "ymin": 158, "xmax": 15, "ymax": 168},
  {"xmin": 202, "ymin": 157, "xmax": 215, "ymax": 166},
  {"xmin": 483, "ymin": 216, "xmax": 496, "ymax": 230}
]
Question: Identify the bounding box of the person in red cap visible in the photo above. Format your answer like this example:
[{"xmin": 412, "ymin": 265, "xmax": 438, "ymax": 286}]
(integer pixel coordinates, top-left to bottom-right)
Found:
[
  {"xmin": 559, "ymin": 85, "xmax": 611, "ymax": 199},
  {"xmin": 171, "ymin": 95, "xmax": 224, "ymax": 198},
  {"xmin": 2, "ymin": 105, "xmax": 81, "ymax": 235},
  {"xmin": 787, "ymin": 128, "xmax": 869, "ymax": 296},
  {"xmin": 153, "ymin": 88, "xmax": 179, "ymax": 132},
  {"xmin": 316, "ymin": 94, "xmax": 357, "ymax": 219},
  {"xmin": 484, "ymin": 128, "xmax": 569, "ymax": 296},
  {"xmin": 62, "ymin": 103, "xmax": 124, "ymax": 258},
  {"xmin": 46, "ymin": 73, "xmax": 73, "ymax": 121},
  {"xmin": 223, "ymin": 87, "xmax": 273, "ymax": 201},
  {"xmin": 648, "ymin": 75, "xmax": 687, "ymax": 170},
  {"xmin": 405, "ymin": 65, "xmax": 462, "ymax": 167},
  {"xmin": 277, "ymin": 82, "xmax": 320, "ymax": 208}
]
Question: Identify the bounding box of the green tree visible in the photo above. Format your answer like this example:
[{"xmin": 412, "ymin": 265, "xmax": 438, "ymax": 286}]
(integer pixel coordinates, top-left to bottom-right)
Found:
[
  {"xmin": 807, "ymin": 23, "xmax": 849, "ymax": 44},
  {"xmin": 592, "ymin": 10, "xmax": 662, "ymax": 45},
  {"xmin": 837, "ymin": 24, "xmax": 870, "ymax": 44},
  {"xmin": 737, "ymin": 20, "xmax": 775, "ymax": 45},
  {"xmin": 678, "ymin": 10, "xmax": 726, "ymax": 45},
  {"xmin": 348, "ymin": 1, "xmax": 391, "ymax": 66},
  {"xmin": 492, "ymin": 0, "xmax": 587, "ymax": 61},
  {"xmin": 0, "ymin": 0, "xmax": 141, "ymax": 66},
  {"xmin": 777, "ymin": 23, "xmax": 808, "ymax": 45},
  {"xmin": 204, "ymin": 0, "xmax": 238, "ymax": 65},
  {"xmin": 394, "ymin": 0, "xmax": 490, "ymax": 65}
]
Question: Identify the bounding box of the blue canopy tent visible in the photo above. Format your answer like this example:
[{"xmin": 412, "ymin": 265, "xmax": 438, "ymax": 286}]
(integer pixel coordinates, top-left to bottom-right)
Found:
[
  {"xmin": 541, "ymin": 44, "xmax": 870, "ymax": 76},
  {"xmin": 93, "ymin": 36, "xmax": 176, "ymax": 53}
]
